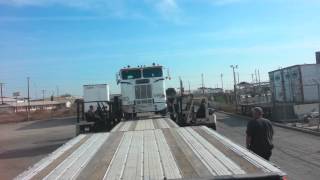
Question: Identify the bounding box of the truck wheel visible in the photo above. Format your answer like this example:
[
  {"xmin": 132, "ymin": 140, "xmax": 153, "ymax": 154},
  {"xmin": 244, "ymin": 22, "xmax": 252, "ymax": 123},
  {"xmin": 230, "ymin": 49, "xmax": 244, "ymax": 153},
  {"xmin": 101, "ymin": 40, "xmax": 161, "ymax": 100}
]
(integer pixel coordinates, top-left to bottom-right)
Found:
[
  {"xmin": 159, "ymin": 109, "xmax": 167, "ymax": 116},
  {"xmin": 76, "ymin": 124, "xmax": 80, "ymax": 135},
  {"xmin": 211, "ymin": 123, "xmax": 217, "ymax": 130}
]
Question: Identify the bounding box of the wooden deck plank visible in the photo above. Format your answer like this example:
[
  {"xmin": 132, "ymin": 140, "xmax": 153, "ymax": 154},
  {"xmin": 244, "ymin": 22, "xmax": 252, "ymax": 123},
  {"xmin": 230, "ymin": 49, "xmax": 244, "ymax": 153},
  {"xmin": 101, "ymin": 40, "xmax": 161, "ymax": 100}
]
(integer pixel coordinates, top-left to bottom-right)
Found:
[
  {"xmin": 146, "ymin": 119, "xmax": 155, "ymax": 130},
  {"xmin": 192, "ymin": 127, "xmax": 262, "ymax": 174},
  {"xmin": 122, "ymin": 131, "xmax": 144, "ymax": 180},
  {"xmin": 24, "ymin": 135, "xmax": 90, "ymax": 180},
  {"xmin": 111, "ymin": 122, "xmax": 124, "ymax": 132},
  {"xmin": 152, "ymin": 119, "xmax": 160, "ymax": 129},
  {"xmin": 103, "ymin": 132, "xmax": 134, "ymax": 180},
  {"xmin": 143, "ymin": 130, "xmax": 164, "ymax": 179},
  {"xmin": 156, "ymin": 118, "xmax": 170, "ymax": 129},
  {"xmin": 135, "ymin": 120, "xmax": 145, "ymax": 131},
  {"xmin": 164, "ymin": 118, "xmax": 179, "ymax": 128},
  {"xmin": 169, "ymin": 129, "xmax": 212, "ymax": 178},
  {"xmin": 128, "ymin": 121, "xmax": 138, "ymax": 131},
  {"xmin": 120, "ymin": 121, "xmax": 133, "ymax": 132},
  {"xmin": 162, "ymin": 129, "xmax": 199, "ymax": 178},
  {"xmin": 59, "ymin": 134, "xmax": 109, "ymax": 179},
  {"xmin": 201, "ymin": 126, "xmax": 282, "ymax": 173},
  {"xmin": 177, "ymin": 128, "xmax": 231, "ymax": 176},
  {"xmin": 76, "ymin": 132, "xmax": 124, "ymax": 180},
  {"xmin": 154, "ymin": 129, "xmax": 182, "ymax": 179},
  {"xmin": 185, "ymin": 127, "xmax": 245, "ymax": 175},
  {"xmin": 43, "ymin": 134, "xmax": 104, "ymax": 179}
]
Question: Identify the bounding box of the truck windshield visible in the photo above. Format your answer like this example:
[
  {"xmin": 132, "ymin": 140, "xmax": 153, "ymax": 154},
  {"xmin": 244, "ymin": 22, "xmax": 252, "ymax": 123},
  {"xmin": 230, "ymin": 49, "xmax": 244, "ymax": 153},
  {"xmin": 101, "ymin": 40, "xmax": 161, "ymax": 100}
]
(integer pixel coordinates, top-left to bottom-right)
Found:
[
  {"xmin": 121, "ymin": 69, "xmax": 141, "ymax": 80},
  {"xmin": 143, "ymin": 67, "xmax": 163, "ymax": 78}
]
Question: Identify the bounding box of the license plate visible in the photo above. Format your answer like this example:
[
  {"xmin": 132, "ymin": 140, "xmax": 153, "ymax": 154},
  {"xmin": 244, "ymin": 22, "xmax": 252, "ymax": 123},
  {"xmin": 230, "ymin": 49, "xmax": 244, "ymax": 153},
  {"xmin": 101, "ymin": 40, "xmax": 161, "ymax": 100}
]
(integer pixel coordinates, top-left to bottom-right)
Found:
[{"xmin": 85, "ymin": 127, "xmax": 90, "ymax": 131}]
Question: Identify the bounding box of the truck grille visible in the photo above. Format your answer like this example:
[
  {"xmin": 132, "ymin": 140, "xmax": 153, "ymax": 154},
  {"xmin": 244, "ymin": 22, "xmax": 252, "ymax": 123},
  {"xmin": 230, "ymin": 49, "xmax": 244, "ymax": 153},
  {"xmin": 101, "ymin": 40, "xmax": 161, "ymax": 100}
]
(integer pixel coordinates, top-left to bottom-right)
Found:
[
  {"xmin": 135, "ymin": 99, "xmax": 153, "ymax": 105},
  {"xmin": 135, "ymin": 84, "xmax": 152, "ymax": 100}
]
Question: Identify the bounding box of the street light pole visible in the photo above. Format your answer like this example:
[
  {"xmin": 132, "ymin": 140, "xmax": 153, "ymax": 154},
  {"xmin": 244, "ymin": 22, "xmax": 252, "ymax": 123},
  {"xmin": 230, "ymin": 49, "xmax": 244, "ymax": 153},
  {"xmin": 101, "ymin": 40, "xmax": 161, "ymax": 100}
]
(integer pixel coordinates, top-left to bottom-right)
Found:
[
  {"xmin": 42, "ymin": 89, "xmax": 46, "ymax": 109},
  {"xmin": 316, "ymin": 82, "xmax": 320, "ymax": 132},
  {"xmin": 27, "ymin": 77, "xmax": 30, "ymax": 121},
  {"xmin": 317, "ymin": 83, "xmax": 320, "ymax": 131},
  {"xmin": 230, "ymin": 65, "xmax": 238, "ymax": 112},
  {"xmin": 0, "ymin": 83, "xmax": 4, "ymax": 104},
  {"xmin": 220, "ymin": 73, "xmax": 224, "ymax": 91},
  {"xmin": 201, "ymin": 73, "xmax": 205, "ymax": 95},
  {"xmin": 312, "ymin": 79, "xmax": 320, "ymax": 131}
]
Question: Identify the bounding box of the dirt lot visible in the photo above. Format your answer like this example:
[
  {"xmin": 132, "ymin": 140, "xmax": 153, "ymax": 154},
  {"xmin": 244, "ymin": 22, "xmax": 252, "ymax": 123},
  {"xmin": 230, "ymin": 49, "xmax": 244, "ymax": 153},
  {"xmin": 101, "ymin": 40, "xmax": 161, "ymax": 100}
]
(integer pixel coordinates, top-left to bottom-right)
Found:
[
  {"xmin": 0, "ymin": 117, "xmax": 76, "ymax": 180},
  {"xmin": 0, "ymin": 108, "xmax": 76, "ymax": 124}
]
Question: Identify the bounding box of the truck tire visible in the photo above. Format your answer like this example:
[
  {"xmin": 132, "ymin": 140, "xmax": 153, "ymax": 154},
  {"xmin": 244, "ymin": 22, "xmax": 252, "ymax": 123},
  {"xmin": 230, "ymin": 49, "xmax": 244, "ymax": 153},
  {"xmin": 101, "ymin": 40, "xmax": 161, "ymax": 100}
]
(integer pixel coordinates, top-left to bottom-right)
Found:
[{"xmin": 159, "ymin": 108, "xmax": 167, "ymax": 116}]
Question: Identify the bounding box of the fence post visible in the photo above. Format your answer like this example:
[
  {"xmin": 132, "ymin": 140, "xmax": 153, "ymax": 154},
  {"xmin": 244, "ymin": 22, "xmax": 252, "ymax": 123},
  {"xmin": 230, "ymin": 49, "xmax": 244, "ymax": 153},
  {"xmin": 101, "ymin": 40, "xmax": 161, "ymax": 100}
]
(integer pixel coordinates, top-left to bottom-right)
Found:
[{"xmin": 317, "ymin": 84, "xmax": 320, "ymax": 131}]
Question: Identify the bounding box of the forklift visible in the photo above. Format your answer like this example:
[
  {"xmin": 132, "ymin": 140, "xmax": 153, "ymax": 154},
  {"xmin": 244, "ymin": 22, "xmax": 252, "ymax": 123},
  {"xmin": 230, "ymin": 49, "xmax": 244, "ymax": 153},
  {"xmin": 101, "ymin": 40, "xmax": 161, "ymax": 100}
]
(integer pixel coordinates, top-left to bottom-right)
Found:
[{"xmin": 75, "ymin": 97, "xmax": 122, "ymax": 135}]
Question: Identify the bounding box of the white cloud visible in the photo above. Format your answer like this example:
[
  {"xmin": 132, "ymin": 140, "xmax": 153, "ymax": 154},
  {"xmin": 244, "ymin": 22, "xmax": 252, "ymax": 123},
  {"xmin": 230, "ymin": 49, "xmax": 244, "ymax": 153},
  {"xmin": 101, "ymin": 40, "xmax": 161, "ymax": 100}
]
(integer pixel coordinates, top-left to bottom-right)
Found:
[
  {"xmin": 0, "ymin": 0, "xmax": 128, "ymax": 18},
  {"xmin": 0, "ymin": 0, "xmax": 183, "ymax": 23},
  {"xmin": 155, "ymin": 0, "xmax": 182, "ymax": 23},
  {"xmin": 212, "ymin": 0, "xmax": 248, "ymax": 6}
]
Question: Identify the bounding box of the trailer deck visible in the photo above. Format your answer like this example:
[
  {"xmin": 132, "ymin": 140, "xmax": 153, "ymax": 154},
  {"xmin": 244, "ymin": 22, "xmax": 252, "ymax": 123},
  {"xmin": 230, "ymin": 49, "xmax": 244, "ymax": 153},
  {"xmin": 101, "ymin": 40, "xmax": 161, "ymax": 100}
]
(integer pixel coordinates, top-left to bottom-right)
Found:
[
  {"xmin": 111, "ymin": 118, "xmax": 179, "ymax": 132},
  {"xmin": 16, "ymin": 119, "xmax": 285, "ymax": 180}
]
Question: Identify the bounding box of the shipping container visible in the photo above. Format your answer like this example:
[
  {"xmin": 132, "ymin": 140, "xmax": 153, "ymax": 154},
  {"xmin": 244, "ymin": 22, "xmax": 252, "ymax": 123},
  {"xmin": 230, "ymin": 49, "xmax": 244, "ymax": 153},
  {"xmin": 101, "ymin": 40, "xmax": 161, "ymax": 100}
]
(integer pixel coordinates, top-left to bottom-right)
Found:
[
  {"xmin": 269, "ymin": 64, "xmax": 320, "ymax": 104},
  {"xmin": 300, "ymin": 64, "xmax": 320, "ymax": 102}
]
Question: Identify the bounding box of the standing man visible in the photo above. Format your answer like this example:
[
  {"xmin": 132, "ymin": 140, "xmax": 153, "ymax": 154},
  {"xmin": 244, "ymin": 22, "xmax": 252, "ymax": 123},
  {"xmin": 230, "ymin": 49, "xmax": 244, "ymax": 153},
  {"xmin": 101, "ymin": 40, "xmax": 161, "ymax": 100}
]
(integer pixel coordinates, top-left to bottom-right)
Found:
[{"xmin": 246, "ymin": 107, "xmax": 274, "ymax": 160}]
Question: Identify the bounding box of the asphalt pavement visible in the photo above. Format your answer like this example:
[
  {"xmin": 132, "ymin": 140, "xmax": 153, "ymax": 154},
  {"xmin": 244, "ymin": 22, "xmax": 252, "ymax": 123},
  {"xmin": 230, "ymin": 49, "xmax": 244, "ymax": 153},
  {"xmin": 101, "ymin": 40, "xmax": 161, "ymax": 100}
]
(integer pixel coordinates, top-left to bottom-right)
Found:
[
  {"xmin": 0, "ymin": 117, "xmax": 76, "ymax": 180},
  {"xmin": 216, "ymin": 112, "xmax": 320, "ymax": 180}
]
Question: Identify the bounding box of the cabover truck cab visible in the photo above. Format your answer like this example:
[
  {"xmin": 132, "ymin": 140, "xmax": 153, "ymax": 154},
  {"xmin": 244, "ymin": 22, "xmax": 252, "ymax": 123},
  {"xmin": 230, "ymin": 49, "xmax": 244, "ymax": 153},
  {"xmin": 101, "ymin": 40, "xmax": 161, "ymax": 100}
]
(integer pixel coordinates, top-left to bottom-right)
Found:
[{"xmin": 117, "ymin": 65, "xmax": 167, "ymax": 117}]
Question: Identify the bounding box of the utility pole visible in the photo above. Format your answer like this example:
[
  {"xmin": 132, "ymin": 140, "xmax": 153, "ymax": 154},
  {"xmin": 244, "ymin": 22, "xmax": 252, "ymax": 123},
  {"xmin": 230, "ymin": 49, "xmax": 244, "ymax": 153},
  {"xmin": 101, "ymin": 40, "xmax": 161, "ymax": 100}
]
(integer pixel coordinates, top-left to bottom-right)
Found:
[
  {"xmin": 258, "ymin": 69, "xmax": 261, "ymax": 84},
  {"xmin": 0, "ymin": 82, "xmax": 4, "ymax": 104},
  {"xmin": 201, "ymin": 73, "xmax": 205, "ymax": 95},
  {"xmin": 317, "ymin": 83, "xmax": 320, "ymax": 132},
  {"xmin": 237, "ymin": 72, "xmax": 240, "ymax": 84},
  {"xmin": 56, "ymin": 86, "xmax": 59, "ymax": 97},
  {"xmin": 255, "ymin": 69, "xmax": 258, "ymax": 83},
  {"xmin": 188, "ymin": 81, "xmax": 191, "ymax": 93},
  {"xmin": 27, "ymin": 77, "xmax": 30, "ymax": 121},
  {"xmin": 251, "ymin": 74, "xmax": 254, "ymax": 83},
  {"xmin": 220, "ymin": 73, "xmax": 224, "ymax": 91},
  {"xmin": 42, "ymin": 90, "xmax": 46, "ymax": 103},
  {"xmin": 258, "ymin": 69, "xmax": 262, "ymax": 91},
  {"xmin": 179, "ymin": 77, "xmax": 184, "ymax": 96},
  {"xmin": 230, "ymin": 65, "xmax": 238, "ymax": 112},
  {"xmin": 313, "ymin": 79, "xmax": 320, "ymax": 131}
]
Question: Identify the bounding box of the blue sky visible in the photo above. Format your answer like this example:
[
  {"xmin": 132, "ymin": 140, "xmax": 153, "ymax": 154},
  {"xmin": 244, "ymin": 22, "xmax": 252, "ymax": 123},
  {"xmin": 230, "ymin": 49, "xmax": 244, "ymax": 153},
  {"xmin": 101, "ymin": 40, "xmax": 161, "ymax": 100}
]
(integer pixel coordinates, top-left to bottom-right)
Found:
[{"xmin": 0, "ymin": 0, "xmax": 320, "ymax": 98}]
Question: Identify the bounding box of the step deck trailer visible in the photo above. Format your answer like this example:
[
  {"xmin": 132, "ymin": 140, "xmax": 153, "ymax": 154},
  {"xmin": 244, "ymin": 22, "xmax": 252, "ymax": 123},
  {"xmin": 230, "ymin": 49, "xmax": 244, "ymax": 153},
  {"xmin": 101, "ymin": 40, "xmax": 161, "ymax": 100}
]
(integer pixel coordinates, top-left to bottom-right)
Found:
[{"xmin": 16, "ymin": 118, "xmax": 286, "ymax": 180}]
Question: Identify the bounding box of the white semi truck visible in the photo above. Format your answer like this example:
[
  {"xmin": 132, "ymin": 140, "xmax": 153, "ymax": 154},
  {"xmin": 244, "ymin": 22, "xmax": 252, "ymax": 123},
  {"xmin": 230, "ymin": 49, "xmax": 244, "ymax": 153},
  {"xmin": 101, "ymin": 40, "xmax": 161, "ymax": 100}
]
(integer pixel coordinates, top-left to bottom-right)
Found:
[{"xmin": 117, "ymin": 65, "xmax": 167, "ymax": 117}]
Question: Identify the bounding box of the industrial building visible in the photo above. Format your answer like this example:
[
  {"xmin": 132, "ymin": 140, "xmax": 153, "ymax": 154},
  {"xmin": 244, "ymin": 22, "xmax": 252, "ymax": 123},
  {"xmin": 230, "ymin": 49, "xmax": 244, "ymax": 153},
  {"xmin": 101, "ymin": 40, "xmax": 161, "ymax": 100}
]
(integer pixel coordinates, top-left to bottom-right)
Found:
[{"xmin": 0, "ymin": 96, "xmax": 76, "ymax": 113}]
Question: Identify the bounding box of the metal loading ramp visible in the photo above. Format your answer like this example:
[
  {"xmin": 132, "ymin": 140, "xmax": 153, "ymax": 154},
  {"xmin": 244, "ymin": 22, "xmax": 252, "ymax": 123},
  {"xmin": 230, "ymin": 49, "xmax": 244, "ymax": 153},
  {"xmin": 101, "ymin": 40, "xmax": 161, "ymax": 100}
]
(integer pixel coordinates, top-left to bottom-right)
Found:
[{"xmin": 16, "ymin": 126, "xmax": 285, "ymax": 180}]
